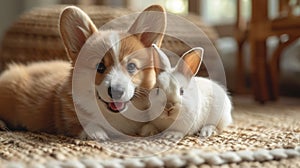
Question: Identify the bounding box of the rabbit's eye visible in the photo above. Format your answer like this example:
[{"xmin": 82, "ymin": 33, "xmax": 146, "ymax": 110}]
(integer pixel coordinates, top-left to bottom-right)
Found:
[{"xmin": 180, "ymin": 87, "xmax": 184, "ymax": 95}]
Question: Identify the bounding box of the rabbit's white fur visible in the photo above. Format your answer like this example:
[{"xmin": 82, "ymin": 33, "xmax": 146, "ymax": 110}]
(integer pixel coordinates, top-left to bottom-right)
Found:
[{"xmin": 140, "ymin": 45, "xmax": 232, "ymax": 138}]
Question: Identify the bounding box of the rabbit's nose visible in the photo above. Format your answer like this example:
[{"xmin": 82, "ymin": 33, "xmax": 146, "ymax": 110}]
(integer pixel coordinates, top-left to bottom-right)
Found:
[{"xmin": 166, "ymin": 102, "xmax": 175, "ymax": 109}]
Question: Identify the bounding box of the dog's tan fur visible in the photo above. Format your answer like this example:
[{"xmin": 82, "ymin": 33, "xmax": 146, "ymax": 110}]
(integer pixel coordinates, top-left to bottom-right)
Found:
[{"xmin": 0, "ymin": 5, "xmax": 166, "ymax": 138}]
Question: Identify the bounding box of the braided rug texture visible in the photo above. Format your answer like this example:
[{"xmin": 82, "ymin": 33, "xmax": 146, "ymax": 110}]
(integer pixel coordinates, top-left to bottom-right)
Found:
[{"xmin": 0, "ymin": 97, "xmax": 299, "ymax": 168}]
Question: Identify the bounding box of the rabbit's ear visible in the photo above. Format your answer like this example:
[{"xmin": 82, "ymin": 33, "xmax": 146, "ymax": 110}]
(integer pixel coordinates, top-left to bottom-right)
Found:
[
  {"xmin": 152, "ymin": 44, "xmax": 172, "ymax": 71},
  {"xmin": 175, "ymin": 47, "xmax": 204, "ymax": 78}
]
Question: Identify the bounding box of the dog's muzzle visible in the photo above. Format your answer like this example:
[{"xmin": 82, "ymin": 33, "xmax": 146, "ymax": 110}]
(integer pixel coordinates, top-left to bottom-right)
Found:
[
  {"xmin": 108, "ymin": 86, "xmax": 125, "ymax": 100},
  {"xmin": 96, "ymin": 89, "xmax": 129, "ymax": 113}
]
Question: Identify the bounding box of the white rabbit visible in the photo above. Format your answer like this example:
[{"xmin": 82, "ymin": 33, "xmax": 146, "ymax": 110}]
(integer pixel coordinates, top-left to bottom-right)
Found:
[{"xmin": 140, "ymin": 44, "xmax": 232, "ymax": 138}]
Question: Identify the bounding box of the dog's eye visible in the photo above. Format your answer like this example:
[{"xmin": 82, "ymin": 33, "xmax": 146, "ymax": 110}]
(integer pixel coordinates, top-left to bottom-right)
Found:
[
  {"xmin": 96, "ymin": 62, "xmax": 106, "ymax": 73},
  {"xmin": 180, "ymin": 87, "xmax": 184, "ymax": 95},
  {"xmin": 127, "ymin": 63, "xmax": 137, "ymax": 74}
]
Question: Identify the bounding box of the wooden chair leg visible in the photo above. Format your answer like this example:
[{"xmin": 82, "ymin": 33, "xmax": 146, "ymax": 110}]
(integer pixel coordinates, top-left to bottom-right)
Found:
[
  {"xmin": 250, "ymin": 39, "xmax": 270, "ymax": 103},
  {"xmin": 269, "ymin": 52, "xmax": 280, "ymax": 101},
  {"xmin": 235, "ymin": 41, "xmax": 247, "ymax": 93},
  {"xmin": 269, "ymin": 36, "xmax": 298, "ymax": 100}
]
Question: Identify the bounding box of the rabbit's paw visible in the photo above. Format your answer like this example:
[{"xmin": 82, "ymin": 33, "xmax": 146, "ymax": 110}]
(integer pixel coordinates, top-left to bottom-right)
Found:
[
  {"xmin": 200, "ymin": 125, "xmax": 216, "ymax": 138},
  {"xmin": 140, "ymin": 124, "xmax": 159, "ymax": 136},
  {"xmin": 161, "ymin": 131, "xmax": 184, "ymax": 139}
]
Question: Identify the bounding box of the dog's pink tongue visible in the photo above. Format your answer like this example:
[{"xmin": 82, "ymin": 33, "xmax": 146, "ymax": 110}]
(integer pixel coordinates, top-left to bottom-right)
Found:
[{"xmin": 109, "ymin": 102, "xmax": 125, "ymax": 111}]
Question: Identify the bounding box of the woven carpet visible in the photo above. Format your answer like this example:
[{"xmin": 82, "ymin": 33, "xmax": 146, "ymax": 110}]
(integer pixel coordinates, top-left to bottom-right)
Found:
[{"xmin": 0, "ymin": 96, "xmax": 299, "ymax": 167}]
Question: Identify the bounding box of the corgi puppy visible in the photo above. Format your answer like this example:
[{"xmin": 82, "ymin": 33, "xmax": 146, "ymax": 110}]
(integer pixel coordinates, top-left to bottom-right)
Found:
[{"xmin": 0, "ymin": 5, "xmax": 166, "ymax": 140}]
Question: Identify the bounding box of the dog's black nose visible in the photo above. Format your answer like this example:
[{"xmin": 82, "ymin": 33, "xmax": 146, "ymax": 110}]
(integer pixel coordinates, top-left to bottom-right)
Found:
[{"xmin": 108, "ymin": 86, "xmax": 125, "ymax": 100}]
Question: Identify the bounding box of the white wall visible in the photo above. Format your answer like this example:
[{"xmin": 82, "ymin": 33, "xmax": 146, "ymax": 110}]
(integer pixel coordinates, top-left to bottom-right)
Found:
[
  {"xmin": 0, "ymin": 0, "xmax": 59, "ymax": 41},
  {"xmin": 22, "ymin": 0, "xmax": 59, "ymax": 11},
  {"xmin": 0, "ymin": 0, "xmax": 23, "ymax": 40}
]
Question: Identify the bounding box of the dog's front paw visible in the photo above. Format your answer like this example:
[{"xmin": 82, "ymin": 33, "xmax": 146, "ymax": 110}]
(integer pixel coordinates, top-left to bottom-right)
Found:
[
  {"xmin": 79, "ymin": 124, "xmax": 109, "ymax": 141},
  {"xmin": 199, "ymin": 125, "xmax": 216, "ymax": 138},
  {"xmin": 79, "ymin": 130, "xmax": 109, "ymax": 141},
  {"xmin": 140, "ymin": 124, "xmax": 159, "ymax": 137},
  {"xmin": 0, "ymin": 120, "xmax": 8, "ymax": 131},
  {"xmin": 79, "ymin": 131, "xmax": 92, "ymax": 140}
]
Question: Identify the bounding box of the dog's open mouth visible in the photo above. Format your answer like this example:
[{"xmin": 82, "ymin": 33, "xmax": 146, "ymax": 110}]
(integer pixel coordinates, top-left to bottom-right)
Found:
[
  {"xmin": 107, "ymin": 101, "xmax": 128, "ymax": 112},
  {"xmin": 96, "ymin": 92, "xmax": 128, "ymax": 113}
]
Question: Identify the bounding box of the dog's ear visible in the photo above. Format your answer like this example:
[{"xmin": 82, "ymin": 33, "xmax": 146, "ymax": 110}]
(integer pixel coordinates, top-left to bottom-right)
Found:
[
  {"xmin": 59, "ymin": 6, "xmax": 98, "ymax": 63},
  {"xmin": 175, "ymin": 47, "xmax": 204, "ymax": 79},
  {"xmin": 128, "ymin": 5, "xmax": 166, "ymax": 47}
]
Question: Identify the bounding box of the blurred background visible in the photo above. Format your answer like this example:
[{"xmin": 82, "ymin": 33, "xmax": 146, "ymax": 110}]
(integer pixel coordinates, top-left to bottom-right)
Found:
[{"xmin": 0, "ymin": 0, "xmax": 299, "ymax": 102}]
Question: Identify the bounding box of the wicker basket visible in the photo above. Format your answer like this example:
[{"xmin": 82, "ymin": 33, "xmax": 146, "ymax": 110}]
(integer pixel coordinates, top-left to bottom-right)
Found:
[{"xmin": 0, "ymin": 5, "xmax": 218, "ymax": 76}]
